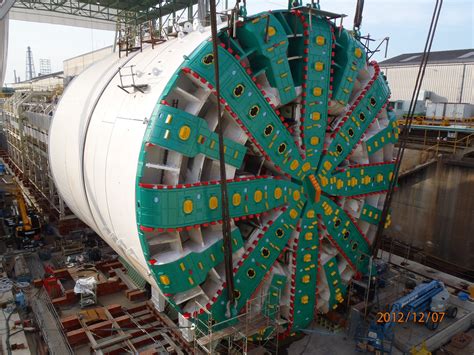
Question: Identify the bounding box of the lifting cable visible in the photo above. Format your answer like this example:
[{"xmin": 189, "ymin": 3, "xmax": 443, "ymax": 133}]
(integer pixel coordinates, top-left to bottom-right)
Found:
[
  {"xmin": 372, "ymin": 0, "xmax": 444, "ymax": 257},
  {"xmin": 209, "ymin": 0, "xmax": 236, "ymax": 312}
]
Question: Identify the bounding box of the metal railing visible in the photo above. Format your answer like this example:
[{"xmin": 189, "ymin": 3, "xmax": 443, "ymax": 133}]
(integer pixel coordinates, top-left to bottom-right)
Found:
[
  {"xmin": 30, "ymin": 288, "xmax": 74, "ymax": 355},
  {"xmin": 419, "ymin": 132, "xmax": 474, "ymax": 159},
  {"xmin": 116, "ymin": 0, "xmax": 223, "ymax": 56},
  {"xmin": 398, "ymin": 116, "xmax": 474, "ymax": 127},
  {"xmin": 398, "ymin": 133, "xmax": 474, "ymax": 176},
  {"xmin": 193, "ymin": 285, "xmax": 281, "ymax": 355}
]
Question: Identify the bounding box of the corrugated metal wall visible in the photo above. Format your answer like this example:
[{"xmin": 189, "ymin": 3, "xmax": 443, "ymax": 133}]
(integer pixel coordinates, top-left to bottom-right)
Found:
[
  {"xmin": 462, "ymin": 64, "xmax": 474, "ymax": 103},
  {"xmin": 381, "ymin": 63, "xmax": 474, "ymax": 104}
]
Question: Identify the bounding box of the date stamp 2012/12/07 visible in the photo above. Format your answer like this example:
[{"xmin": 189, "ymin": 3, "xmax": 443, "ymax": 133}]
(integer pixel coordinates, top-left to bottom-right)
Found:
[{"xmin": 376, "ymin": 312, "xmax": 445, "ymax": 324}]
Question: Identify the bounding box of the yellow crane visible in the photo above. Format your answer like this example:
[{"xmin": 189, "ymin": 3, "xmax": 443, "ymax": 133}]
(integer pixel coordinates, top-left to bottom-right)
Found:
[
  {"xmin": 1, "ymin": 181, "xmax": 39, "ymax": 236},
  {"xmin": 15, "ymin": 184, "xmax": 33, "ymax": 233}
]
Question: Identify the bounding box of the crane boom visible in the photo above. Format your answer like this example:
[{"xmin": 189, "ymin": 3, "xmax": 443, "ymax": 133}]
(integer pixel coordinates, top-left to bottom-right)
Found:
[
  {"xmin": 15, "ymin": 188, "xmax": 32, "ymax": 231},
  {"xmin": 1, "ymin": 181, "xmax": 33, "ymax": 231},
  {"xmin": 384, "ymin": 280, "xmax": 445, "ymax": 332}
]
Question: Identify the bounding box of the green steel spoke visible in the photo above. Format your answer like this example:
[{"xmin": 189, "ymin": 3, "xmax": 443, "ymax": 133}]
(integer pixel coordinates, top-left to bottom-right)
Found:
[
  {"xmin": 182, "ymin": 43, "xmax": 308, "ymax": 179},
  {"xmin": 199, "ymin": 205, "xmax": 302, "ymax": 325},
  {"xmin": 323, "ymin": 257, "xmax": 346, "ymax": 310},
  {"xmin": 148, "ymin": 229, "xmax": 244, "ymax": 295},
  {"xmin": 297, "ymin": 14, "xmax": 333, "ymax": 169},
  {"xmin": 263, "ymin": 273, "xmax": 287, "ymax": 320},
  {"xmin": 146, "ymin": 104, "xmax": 247, "ymax": 168},
  {"xmin": 138, "ymin": 177, "xmax": 303, "ymax": 229},
  {"xmin": 331, "ymin": 30, "xmax": 366, "ymax": 106},
  {"xmin": 359, "ymin": 203, "xmax": 383, "ymax": 225},
  {"xmin": 366, "ymin": 111, "xmax": 400, "ymax": 155},
  {"xmin": 290, "ymin": 202, "xmax": 321, "ymax": 330},
  {"xmin": 236, "ymin": 13, "xmax": 297, "ymax": 105},
  {"xmin": 318, "ymin": 70, "xmax": 391, "ymax": 175},
  {"xmin": 315, "ymin": 195, "xmax": 370, "ymax": 273},
  {"xmin": 320, "ymin": 162, "xmax": 396, "ymax": 197},
  {"xmin": 249, "ymin": 272, "xmax": 287, "ymax": 341}
]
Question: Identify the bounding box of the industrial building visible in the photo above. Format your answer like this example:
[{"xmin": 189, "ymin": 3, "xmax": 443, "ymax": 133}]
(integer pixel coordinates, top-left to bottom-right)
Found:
[
  {"xmin": 62, "ymin": 45, "xmax": 113, "ymax": 83},
  {"xmin": 380, "ymin": 49, "xmax": 474, "ymax": 104},
  {"xmin": 0, "ymin": 1, "xmax": 473, "ymax": 355},
  {"xmin": 1, "ymin": 70, "xmax": 83, "ymax": 234},
  {"xmin": 0, "ymin": 45, "xmax": 119, "ymax": 234}
]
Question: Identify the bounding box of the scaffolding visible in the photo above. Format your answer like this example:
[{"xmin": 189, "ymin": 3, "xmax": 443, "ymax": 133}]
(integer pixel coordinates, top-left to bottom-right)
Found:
[
  {"xmin": 193, "ymin": 285, "xmax": 282, "ymax": 355},
  {"xmin": 39, "ymin": 59, "xmax": 52, "ymax": 76},
  {"xmin": 116, "ymin": 1, "xmax": 210, "ymax": 57},
  {"xmin": 62, "ymin": 302, "xmax": 192, "ymax": 354},
  {"xmin": 1, "ymin": 89, "xmax": 78, "ymax": 230}
]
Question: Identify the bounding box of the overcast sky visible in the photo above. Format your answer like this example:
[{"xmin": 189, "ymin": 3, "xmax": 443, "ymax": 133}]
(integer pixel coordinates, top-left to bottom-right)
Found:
[{"xmin": 5, "ymin": 0, "xmax": 473, "ymax": 83}]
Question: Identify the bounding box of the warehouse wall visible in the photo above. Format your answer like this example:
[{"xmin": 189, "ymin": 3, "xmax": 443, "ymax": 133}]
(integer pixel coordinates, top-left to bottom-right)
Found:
[
  {"xmin": 9, "ymin": 75, "xmax": 63, "ymax": 91},
  {"xmin": 63, "ymin": 45, "xmax": 113, "ymax": 78},
  {"xmin": 381, "ymin": 63, "xmax": 474, "ymax": 104}
]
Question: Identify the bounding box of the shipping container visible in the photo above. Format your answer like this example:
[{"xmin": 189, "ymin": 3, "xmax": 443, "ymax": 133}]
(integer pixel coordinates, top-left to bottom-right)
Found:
[
  {"xmin": 426, "ymin": 102, "xmax": 473, "ymax": 120},
  {"xmin": 426, "ymin": 102, "xmax": 446, "ymax": 119},
  {"xmin": 444, "ymin": 103, "xmax": 473, "ymax": 120}
]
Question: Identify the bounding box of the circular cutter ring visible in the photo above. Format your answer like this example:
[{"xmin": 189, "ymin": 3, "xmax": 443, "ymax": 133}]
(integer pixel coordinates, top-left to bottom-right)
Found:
[{"xmin": 49, "ymin": 7, "xmax": 399, "ymax": 337}]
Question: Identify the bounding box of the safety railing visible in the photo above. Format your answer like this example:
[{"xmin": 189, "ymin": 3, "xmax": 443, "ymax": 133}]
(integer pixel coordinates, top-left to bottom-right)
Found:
[
  {"xmin": 418, "ymin": 133, "xmax": 474, "ymax": 164},
  {"xmin": 30, "ymin": 288, "xmax": 74, "ymax": 355},
  {"xmin": 193, "ymin": 284, "xmax": 281, "ymax": 355},
  {"xmin": 398, "ymin": 116, "xmax": 474, "ymax": 127}
]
